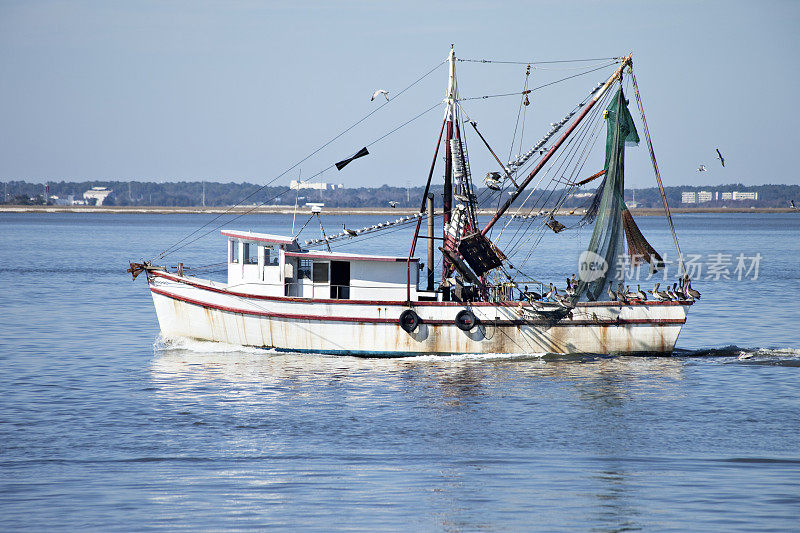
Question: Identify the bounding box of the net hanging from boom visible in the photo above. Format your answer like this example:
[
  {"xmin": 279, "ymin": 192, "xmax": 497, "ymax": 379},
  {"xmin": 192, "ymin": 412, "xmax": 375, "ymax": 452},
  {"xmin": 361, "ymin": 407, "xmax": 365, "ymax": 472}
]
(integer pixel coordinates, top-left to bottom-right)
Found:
[{"xmin": 572, "ymin": 86, "xmax": 661, "ymax": 302}]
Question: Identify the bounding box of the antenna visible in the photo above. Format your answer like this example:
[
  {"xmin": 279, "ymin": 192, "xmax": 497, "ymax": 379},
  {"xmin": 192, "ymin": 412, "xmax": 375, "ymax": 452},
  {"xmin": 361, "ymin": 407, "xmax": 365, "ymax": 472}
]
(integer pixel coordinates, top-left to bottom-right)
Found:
[
  {"xmin": 306, "ymin": 203, "xmax": 330, "ymax": 251},
  {"xmin": 291, "ymin": 169, "xmax": 302, "ymax": 234}
]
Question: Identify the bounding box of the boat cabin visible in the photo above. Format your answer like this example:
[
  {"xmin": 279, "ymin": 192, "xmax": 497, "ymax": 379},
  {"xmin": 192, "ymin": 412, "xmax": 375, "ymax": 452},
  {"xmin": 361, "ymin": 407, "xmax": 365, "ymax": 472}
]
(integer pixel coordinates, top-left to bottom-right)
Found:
[{"xmin": 222, "ymin": 230, "xmax": 419, "ymax": 301}]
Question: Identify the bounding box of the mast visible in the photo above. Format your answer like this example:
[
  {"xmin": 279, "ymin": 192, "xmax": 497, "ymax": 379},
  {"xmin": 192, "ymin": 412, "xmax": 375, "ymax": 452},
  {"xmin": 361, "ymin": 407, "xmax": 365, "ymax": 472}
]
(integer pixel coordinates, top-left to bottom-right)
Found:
[
  {"xmin": 481, "ymin": 54, "xmax": 633, "ymax": 236},
  {"xmin": 442, "ymin": 45, "xmax": 456, "ymax": 278}
]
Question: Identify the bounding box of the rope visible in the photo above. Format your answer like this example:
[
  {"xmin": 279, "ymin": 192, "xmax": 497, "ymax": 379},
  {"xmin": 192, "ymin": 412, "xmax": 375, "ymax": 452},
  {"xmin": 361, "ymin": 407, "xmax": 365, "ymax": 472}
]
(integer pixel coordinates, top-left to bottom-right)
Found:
[
  {"xmin": 458, "ymin": 57, "xmax": 622, "ymax": 65},
  {"xmin": 630, "ymin": 67, "xmax": 686, "ymax": 277},
  {"xmin": 458, "ymin": 61, "xmax": 619, "ymax": 101},
  {"xmin": 499, "ymin": 86, "xmax": 612, "ymax": 267},
  {"xmin": 151, "ymin": 100, "xmax": 443, "ymax": 260},
  {"xmin": 509, "ymin": 93, "xmax": 609, "ymax": 271},
  {"xmin": 152, "ymin": 58, "xmax": 446, "ymax": 261},
  {"xmin": 293, "ymin": 213, "xmax": 315, "ymax": 240}
]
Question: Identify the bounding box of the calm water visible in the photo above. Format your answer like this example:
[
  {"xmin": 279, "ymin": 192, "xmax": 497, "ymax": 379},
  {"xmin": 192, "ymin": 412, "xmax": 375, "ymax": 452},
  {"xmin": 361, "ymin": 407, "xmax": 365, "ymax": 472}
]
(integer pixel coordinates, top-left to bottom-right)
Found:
[{"xmin": 1, "ymin": 212, "xmax": 799, "ymax": 531}]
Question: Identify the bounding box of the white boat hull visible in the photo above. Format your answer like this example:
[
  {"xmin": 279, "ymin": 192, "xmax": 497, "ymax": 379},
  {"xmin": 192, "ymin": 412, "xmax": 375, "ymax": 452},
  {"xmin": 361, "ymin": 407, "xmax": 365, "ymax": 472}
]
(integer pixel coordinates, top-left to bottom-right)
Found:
[{"xmin": 148, "ymin": 271, "xmax": 690, "ymax": 356}]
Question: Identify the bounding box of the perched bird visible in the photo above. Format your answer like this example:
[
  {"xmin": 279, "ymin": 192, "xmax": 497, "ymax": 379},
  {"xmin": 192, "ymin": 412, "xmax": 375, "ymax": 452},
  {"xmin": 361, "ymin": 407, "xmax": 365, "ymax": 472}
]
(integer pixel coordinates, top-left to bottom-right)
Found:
[
  {"xmin": 544, "ymin": 283, "xmax": 555, "ymax": 301},
  {"xmin": 686, "ymin": 281, "xmax": 701, "ymax": 300},
  {"xmin": 682, "ymin": 276, "xmax": 701, "ymax": 300},
  {"xmin": 716, "ymin": 148, "xmax": 725, "ymax": 167},
  {"xmin": 665, "ymin": 284, "xmax": 678, "ymax": 300},
  {"xmin": 648, "ymin": 283, "xmax": 668, "ymax": 301},
  {"xmin": 371, "ymin": 89, "xmax": 389, "ymax": 101},
  {"xmin": 608, "ymin": 284, "xmax": 617, "ymax": 302},
  {"xmin": 616, "ymin": 282, "xmax": 628, "ymax": 303},
  {"xmin": 388, "ymin": 201, "xmax": 398, "ymax": 208},
  {"xmin": 342, "ymin": 223, "xmax": 358, "ymax": 237},
  {"xmin": 672, "ymin": 282, "xmax": 686, "ymax": 301},
  {"xmin": 656, "ymin": 283, "xmax": 672, "ymax": 301},
  {"xmin": 523, "ymin": 285, "xmax": 542, "ymax": 301},
  {"xmin": 484, "ymin": 172, "xmax": 502, "ymax": 191},
  {"xmin": 697, "ymin": 164, "xmax": 707, "ymax": 172},
  {"xmin": 565, "ymin": 277, "xmax": 575, "ymax": 297},
  {"xmin": 634, "ymin": 284, "xmax": 647, "ymax": 301},
  {"xmin": 554, "ymin": 291, "xmax": 571, "ymax": 306}
]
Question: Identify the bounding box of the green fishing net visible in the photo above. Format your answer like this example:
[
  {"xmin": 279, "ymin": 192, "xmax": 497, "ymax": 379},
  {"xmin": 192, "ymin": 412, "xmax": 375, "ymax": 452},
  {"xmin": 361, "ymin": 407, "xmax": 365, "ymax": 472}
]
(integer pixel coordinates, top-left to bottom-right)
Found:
[{"xmin": 573, "ymin": 87, "xmax": 639, "ymax": 302}]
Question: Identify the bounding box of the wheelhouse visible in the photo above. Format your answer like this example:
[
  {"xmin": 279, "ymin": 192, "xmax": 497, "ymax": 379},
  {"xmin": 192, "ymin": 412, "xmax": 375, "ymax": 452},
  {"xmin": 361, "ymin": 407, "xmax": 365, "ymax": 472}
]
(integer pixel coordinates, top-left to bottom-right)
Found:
[{"xmin": 223, "ymin": 230, "xmax": 419, "ymax": 301}]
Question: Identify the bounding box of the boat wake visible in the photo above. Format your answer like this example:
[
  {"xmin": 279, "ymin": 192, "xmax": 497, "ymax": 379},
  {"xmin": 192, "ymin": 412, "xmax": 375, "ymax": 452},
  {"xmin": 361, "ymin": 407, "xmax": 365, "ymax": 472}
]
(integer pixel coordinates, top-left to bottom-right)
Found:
[
  {"xmin": 675, "ymin": 345, "xmax": 800, "ymax": 366},
  {"xmin": 153, "ymin": 335, "xmax": 277, "ymax": 356},
  {"xmin": 154, "ymin": 335, "xmax": 799, "ymax": 365}
]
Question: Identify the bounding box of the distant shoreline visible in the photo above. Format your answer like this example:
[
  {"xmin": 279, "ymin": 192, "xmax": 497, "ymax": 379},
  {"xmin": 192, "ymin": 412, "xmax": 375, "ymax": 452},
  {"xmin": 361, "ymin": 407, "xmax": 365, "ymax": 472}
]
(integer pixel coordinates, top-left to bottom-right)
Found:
[{"xmin": 1, "ymin": 205, "xmax": 797, "ymax": 216}]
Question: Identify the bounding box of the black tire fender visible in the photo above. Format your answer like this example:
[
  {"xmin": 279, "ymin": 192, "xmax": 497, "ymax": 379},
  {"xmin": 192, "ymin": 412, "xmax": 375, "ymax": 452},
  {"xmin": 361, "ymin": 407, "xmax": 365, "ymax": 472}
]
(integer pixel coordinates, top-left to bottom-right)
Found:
[
  {"xmin": 399, "ymin": 309, "xmax": 420, "ymax": 333},
  {"xmin": 455, "ymin": 309, "xmax": 477, "ymax": 331}
]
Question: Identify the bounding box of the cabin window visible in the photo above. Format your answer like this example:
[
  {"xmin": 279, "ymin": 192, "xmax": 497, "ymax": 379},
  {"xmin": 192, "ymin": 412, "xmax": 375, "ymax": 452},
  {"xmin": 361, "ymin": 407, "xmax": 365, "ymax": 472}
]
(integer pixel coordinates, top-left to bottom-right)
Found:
[
  {"xmin": 264, "ymin": 245, "xmax": 278, "ymax": 266},
  {"xmin": 313, "ymin": 262, "xmax": 329, "ymax": 283},
  {"xmin": 243, "ymin": 243, "xmax": 258, "ymax": 264},
  {"xmin": 330, "ymin": 261, "xmax": 350, "ymax": 299},
  {"xmin": 229, "ymin": 240, "xmax": 239, "ymax": 263},
  {"xmin": 298, "ymin": 259, "xmax": 312, "ymax": 279}
]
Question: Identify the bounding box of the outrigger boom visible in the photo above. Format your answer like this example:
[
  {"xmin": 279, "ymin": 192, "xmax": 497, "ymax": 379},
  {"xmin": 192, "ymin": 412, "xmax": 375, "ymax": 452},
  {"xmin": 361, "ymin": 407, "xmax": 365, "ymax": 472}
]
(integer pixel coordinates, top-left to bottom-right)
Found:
[{"xmin": 481, "ymin": 54, "xmax": 633, "ymax": 235}]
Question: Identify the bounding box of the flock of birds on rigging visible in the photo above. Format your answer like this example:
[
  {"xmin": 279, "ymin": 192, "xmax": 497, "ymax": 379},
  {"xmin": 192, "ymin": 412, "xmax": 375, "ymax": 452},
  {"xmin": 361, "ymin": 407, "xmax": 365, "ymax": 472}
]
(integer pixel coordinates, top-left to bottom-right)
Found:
[{"xmin": 517, "ymin": 274, "xmax": 701, "ymax": 308}]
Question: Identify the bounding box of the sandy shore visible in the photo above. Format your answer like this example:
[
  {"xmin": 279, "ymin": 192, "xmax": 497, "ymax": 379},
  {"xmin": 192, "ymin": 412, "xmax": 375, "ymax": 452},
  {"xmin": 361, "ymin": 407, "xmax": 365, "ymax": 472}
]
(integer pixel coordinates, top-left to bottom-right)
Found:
[{"xmin": 1, "ymin": 205, "xmax": 796, "ymax": 215}]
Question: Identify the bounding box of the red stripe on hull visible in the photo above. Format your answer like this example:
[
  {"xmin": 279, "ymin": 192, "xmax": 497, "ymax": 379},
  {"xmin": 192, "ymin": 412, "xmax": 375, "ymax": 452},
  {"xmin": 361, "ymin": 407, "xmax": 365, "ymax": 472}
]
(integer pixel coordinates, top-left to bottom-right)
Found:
[{"xmin": 150, "ymin": 286, "xmax": 686, "ymax": 327}]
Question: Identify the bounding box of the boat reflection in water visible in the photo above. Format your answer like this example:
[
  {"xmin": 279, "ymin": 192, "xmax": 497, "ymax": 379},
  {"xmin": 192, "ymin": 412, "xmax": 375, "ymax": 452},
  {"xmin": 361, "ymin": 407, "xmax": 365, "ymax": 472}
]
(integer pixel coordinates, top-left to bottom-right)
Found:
[{"xmin": 148, "ymin": 336, "xmax": 685, "ymax": 530}]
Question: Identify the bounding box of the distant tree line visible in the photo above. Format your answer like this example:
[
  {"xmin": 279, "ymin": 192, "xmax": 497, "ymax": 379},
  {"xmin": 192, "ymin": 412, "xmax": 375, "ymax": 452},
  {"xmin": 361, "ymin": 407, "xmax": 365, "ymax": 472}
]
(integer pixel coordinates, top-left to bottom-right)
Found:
[{"xmin": 2, "ymin": 180, "xmax": 799, "ymax": 209}]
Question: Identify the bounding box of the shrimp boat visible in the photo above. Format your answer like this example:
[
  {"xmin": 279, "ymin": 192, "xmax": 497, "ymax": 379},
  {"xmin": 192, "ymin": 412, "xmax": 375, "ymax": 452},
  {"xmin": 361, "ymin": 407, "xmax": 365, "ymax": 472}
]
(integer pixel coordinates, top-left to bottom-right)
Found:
[{"xmin": 131, "ymin": 48, "xmax": 697, "ymax": 356}]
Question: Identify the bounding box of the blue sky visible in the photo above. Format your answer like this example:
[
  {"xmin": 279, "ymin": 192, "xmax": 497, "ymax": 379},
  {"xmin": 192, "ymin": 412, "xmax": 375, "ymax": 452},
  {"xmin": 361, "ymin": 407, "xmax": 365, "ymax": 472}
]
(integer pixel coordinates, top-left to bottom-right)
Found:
[{"xmin": 0, "ymin": 0, "xmax": 798, "ymax": 188}]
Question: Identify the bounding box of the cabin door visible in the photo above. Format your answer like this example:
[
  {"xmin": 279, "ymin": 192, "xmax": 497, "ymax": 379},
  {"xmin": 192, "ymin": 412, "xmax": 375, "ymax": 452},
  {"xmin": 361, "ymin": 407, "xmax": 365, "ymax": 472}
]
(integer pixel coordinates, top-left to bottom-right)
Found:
[{"xmin": 330, "ymin": 261, "xmax": 350, "ymax": 299}]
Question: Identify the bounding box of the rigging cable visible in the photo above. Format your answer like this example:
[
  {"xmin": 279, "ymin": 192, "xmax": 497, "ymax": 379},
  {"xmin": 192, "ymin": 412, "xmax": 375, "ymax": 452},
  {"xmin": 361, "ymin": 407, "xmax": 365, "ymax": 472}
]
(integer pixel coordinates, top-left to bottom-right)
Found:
[
  {"xmin": 509, "ymin": 91, "xmax": 610, "ymax": 272},
  {"xmin": 493, "ymin": 89, "xmax": 601, "ymax": 245},
  {"xmin": 152, "ymin": 58, "xmax": 447, "ymax": 261},
  {"xmin": 511, "ymin": 85, "xmax": 611, "ymax": 245},
  {"xmin": 500, "ymin": 86, "xmax": 612, "ymax": 265},
  {"xmin": 458, "ymin": 57, "xmax": 622, "ymax": 65},
  {"xmin": 458, "ymin": 61, "xmax": 619, "ymax": 102},
  {"xmin": 629, "ymin": 66, "xmax": 686, "ymax": 277},
  {"xmin": 153, "ymin": 100, "xmax": 444, "ymax": 259}
]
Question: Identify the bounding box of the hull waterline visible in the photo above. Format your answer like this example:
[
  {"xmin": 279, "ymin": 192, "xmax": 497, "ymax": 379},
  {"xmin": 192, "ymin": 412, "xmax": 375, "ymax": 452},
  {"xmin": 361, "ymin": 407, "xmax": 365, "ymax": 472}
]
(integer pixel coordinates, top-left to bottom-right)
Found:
[{"xmin": 149, "ymin": 272, "xmax": 690, "ymax": 356}]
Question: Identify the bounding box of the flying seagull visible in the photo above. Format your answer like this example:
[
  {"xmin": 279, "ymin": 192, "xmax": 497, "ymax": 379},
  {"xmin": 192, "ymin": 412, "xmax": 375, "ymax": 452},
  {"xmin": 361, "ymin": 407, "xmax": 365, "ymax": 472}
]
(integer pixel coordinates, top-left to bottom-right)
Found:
[
  {"xmin": 388, "ymin": 201, "xmax": 398, "ymax": 208},
  {"xmin": 716, "ymin": 148, "xmax": 725, "ymax": 167},
  {"xmin": 697, "ymin": 164, "xmax": 706, "ymax": 172},
  {"xmin": 371, "ymin": 89, "xmax": 389, "ymax": 101}
]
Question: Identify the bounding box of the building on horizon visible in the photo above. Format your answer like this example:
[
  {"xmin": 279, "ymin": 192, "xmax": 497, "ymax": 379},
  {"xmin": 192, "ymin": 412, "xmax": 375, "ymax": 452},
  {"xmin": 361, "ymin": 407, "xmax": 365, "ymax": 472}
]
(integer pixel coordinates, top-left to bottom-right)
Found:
[
  {"xmin": 289, "ymin": 181, "xmax": 343, "ymax": 191},
  {"xmin": 83, "ymin": 186, "xmax": 113, "ymax": 205},
  {"xmin": 683, "ymin": 190, "xmax": 758, "ymax": 203},
  {"xmin": 50, "ymin": 194, "xmax": 85, "ymax": 206},
  {"xmin": 732, "ymin": 191, "xmax": 757, "ymax": 200},
  {"xmin": 697, "ymin": 190, "xmax": 713, "ymax": 203}
]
